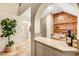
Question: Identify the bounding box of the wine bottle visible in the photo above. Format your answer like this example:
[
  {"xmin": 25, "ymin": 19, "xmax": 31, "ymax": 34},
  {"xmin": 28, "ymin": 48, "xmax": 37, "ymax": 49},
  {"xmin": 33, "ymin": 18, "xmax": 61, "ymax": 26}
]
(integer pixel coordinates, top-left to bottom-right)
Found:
[{"xmin": 66, "ymin": 30, "xmax": 72, "ymax": 46}]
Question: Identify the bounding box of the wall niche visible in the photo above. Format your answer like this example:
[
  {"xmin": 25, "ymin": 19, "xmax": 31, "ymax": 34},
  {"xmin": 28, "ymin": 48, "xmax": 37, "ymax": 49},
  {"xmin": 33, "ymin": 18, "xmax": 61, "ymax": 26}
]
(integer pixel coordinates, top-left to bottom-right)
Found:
[{"xmin": 53, "ymin": 12, "xmax": 77, "ymax": 34}]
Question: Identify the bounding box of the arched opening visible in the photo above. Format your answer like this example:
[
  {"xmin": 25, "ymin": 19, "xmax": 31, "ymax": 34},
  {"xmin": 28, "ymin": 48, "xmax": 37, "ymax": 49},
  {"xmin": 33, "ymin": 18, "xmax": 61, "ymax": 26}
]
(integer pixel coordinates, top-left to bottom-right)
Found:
[
  {"xmin": 34, "ymin": 4, "xmax": 79, "ymax": 55},
  {"xmin": 34, "ymin": 3, "xmax": 79, "ymax": 40}
]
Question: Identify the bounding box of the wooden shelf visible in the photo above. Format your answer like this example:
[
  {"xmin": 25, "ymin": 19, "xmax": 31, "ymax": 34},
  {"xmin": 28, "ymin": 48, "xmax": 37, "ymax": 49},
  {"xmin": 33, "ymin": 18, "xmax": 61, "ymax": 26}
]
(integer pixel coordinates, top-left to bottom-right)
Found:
[
  {"xmin": 54, "ymin": 29, "xmax": 77, "ymax": 30},
  {"xmin": 53, "ymin": 12, "xmax": 77, "ymax": 34},
  {"xmin": 54, "ymin": 22, "xmax": 77, "ymax": 25}
]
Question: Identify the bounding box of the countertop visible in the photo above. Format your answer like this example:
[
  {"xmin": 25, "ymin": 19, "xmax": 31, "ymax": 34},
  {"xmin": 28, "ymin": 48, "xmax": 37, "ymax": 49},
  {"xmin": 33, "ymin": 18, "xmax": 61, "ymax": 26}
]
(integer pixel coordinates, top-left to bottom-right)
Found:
[{"xmin": 34, "ymin": 37, "xmax": 79, "ymax": 52}]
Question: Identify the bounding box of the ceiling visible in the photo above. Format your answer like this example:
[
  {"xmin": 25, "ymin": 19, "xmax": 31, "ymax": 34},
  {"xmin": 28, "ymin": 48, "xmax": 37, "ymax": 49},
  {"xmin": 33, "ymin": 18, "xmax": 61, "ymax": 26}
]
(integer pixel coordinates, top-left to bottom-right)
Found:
[
  {"xmin": 18, "ymin": 3, "xmax": 32, "ymax": 15},
  {"xmin": 0, "ymin": 3, "xmax": 78, "ymax": 16},
  {"xmin": 0, "ymin": 3, "xmax": 19, "ymax": 15},
  {"xmin": 41, "ymin": 3, "xmax": 79, "ymax": 18},
  {"xmin": 0, "ymin": 3, "xmax": 32, "ymax": 16},
  {"xmin": 18, "ymin": 3, "xmax": 41, "ymax": 16}
]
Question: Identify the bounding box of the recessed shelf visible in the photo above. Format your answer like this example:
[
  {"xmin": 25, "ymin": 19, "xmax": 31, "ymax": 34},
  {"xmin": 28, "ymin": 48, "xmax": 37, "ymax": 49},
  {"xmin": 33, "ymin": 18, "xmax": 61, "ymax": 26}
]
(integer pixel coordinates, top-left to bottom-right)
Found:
[
  {"xmin": 53, "ymin": 12, "xmax": 77, "ymax": 34},
  {"xmin": 54, "ymin": 22, "xmax": 77, "ymax": 25},
  {"xmin": 54, "ymin": 29, "xmax": 77, "ymax": 30}
]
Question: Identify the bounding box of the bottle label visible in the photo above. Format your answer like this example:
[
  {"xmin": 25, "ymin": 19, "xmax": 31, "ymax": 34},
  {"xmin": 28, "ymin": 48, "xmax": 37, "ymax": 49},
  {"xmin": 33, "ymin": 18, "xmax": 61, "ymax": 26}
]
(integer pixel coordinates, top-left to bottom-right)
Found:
[{"xmin": 67, "ymin": 37, "xmax": 71, "ymax": 43}]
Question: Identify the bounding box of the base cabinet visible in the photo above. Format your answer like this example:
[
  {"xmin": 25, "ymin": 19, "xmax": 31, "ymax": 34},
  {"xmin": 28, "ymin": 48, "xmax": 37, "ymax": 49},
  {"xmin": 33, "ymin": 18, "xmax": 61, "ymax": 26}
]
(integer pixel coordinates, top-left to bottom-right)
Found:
[{"xmin": 35, "ymin": 41, "xmax": 77, "ymax": 56}]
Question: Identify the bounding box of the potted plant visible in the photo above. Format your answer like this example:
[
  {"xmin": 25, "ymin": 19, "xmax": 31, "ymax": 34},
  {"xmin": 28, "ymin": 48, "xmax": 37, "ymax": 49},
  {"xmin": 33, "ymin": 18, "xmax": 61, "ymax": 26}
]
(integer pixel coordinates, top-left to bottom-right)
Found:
[
  {"xmin": 0, "ymin": 18, "xmax": 17, "ymax": 52},
  {"xmin": 71, "ymin": 32, "xmax": 77, "ymax": 47},
  {"xmin": 71, "ymin": 32, "xmax": 77, "ymax": 40}
]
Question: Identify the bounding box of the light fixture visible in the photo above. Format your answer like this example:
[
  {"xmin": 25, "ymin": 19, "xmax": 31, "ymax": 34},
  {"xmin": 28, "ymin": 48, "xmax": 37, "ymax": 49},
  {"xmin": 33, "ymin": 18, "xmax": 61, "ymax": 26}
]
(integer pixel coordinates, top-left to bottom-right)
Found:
[
  {"xmin": 48, "ymin": 6, "xmax": 52, "ymax": 10},
  {"xmin": 19, "ymin": 3, "xmax": 21, "ymax": 7},
  {"xmin": 22, "ymin": 21, "xmax": 27, "ymax": 24}
]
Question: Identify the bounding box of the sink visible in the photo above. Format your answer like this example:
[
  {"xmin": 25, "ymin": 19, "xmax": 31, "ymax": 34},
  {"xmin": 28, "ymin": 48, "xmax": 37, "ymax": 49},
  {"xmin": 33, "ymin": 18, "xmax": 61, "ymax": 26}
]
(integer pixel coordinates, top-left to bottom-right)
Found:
[
  {"xmin": 48, "ymin": 38, "xmax": 69, "ymax": 48},
  {"xmin": 51, "ymin": 33, "xmax": 65, "ymax": 40}
]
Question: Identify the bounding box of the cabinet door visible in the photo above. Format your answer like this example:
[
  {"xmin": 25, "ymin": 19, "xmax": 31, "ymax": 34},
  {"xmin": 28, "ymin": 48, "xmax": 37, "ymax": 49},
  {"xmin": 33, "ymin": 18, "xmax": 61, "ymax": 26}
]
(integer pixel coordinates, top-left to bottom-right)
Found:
[{"xmin": 35, "ymin": 42, "xmax": 45, "ymax": 56}]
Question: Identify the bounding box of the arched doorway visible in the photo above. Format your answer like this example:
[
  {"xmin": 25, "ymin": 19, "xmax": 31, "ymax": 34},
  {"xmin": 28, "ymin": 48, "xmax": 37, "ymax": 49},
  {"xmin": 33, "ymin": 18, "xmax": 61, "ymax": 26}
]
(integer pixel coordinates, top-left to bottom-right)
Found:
[
  {"xmin": 34, "ymin": 3, "xmax": 79, "ymax": 39},
  {"xmin": 33, "ymin": 3, "xmax": 79, "ymax": 55}
]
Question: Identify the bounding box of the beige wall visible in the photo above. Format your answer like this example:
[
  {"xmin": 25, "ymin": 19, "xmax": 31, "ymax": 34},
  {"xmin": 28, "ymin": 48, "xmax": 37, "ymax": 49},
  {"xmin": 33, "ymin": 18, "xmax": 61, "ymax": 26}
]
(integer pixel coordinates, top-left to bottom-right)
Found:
[
  {"xmin": 46, "ymin": 14, "xmax": 53, "ymax": 38},
  {"xmin": 18, "ymin": 3, "xmax": 31, "ymax": 15}
]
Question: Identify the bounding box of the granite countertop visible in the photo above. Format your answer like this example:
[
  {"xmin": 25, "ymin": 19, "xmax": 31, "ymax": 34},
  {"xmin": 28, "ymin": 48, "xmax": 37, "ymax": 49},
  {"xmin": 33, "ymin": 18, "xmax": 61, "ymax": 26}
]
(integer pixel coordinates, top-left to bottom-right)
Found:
[{"xmin": 34, "ymin": 37, "xmax": 79, "ymax": 52}]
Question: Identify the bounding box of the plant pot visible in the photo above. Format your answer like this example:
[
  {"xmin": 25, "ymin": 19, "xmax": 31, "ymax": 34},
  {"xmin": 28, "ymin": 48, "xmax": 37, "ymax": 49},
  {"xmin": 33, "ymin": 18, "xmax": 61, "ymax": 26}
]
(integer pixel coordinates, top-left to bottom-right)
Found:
[{"xmin": 4, "ymin": 46, "xmax": 15, "ymax": 53}]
